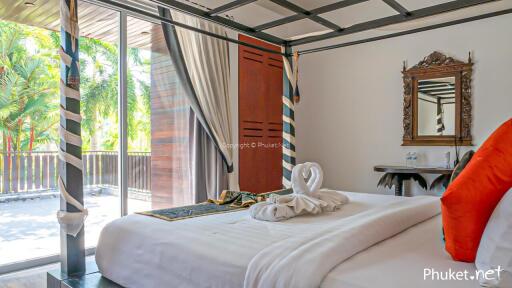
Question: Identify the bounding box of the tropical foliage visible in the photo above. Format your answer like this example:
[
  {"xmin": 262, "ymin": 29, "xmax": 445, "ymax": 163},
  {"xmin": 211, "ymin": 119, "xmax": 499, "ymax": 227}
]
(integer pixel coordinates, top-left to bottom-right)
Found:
[
  {"xmin": 0, "ymin": 20, "xmax": 151, "ymax": 156},
  {"xmin": 0, "ymin": 21, "xmax": 59, "ymax": 155}
]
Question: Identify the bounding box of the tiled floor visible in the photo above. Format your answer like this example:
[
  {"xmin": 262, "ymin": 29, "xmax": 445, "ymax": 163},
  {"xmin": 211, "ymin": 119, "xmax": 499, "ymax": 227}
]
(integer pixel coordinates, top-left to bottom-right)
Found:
[
  {"xmin": 0, "ymin": 193, "xmax": 150, "ymax": 266},
  {"xmin": 0, "ymin": 257, "xmax": 95, "ymax": 288},
  {"xmin": 0, "ymin": 190, "xmax": 152, "ymax": 287},
  {"xmin": 0, "ymin": 262, "xmax": 57, "ymax": 288}
]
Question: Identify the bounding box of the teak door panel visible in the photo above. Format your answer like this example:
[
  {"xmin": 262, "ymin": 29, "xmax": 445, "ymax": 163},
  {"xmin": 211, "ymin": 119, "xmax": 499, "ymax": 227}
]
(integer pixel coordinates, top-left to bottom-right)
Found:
[{"xmin": 238, "ymin": 35, "xmax": 282, "ymax": 194}]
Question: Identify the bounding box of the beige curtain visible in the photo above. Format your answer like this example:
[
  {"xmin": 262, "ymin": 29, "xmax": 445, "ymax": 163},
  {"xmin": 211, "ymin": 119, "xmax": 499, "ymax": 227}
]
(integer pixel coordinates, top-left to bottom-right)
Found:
[
  {"xmin": 171, "ymin": 11, "xmax": 236, "ymax": 190},
  {"xmin": 189, "ymin": 110, "xmax": 228, "ymax": 202}
]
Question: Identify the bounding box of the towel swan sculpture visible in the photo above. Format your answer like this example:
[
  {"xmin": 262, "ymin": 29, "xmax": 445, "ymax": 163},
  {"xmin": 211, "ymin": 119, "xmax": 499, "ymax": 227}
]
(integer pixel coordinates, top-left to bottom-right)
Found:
[{"xmin": 250, "ymin": 162, "xmax": 349, "ymax": 221}]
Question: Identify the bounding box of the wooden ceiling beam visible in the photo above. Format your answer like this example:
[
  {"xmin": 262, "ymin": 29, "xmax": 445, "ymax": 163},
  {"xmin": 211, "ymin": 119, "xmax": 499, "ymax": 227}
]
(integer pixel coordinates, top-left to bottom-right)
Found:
[
  {"xmin": 254, "ymin": 0, "xmax": 368, "ymax": 31},
  {"xmin": 207, "ymin": 0, "xmax": 257, "ymax": 16},
  {"xmin": 289, "ymin": 0, "xmax": 497, "ymax": 46},
  {"xmin": 382, "ymin": 0, "xmax": 410, "ymax": 16},
  {"xmin": 268, "ymin": 0, "xmax": 343, "ymax": 31},
  {"xmin": 152, "ymin": 0, "xmax": 285, "ymax": 45}
]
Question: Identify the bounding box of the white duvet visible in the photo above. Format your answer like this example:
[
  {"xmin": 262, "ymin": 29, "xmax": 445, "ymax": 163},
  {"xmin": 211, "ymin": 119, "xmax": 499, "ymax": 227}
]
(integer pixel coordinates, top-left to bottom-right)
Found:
[
  {"xmin": 95, "ymin": 192, "xmax": 475, "ymax": 288},
  {"xmin": 245, "ymin": 196, "xmax": 440, "ymax": 288}
]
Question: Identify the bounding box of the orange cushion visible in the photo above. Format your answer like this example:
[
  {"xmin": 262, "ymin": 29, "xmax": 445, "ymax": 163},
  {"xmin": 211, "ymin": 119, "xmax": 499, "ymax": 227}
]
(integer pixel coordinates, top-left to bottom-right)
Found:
[{"xmin": 441, "ymin": 118, "xmax": 512, "ymax": 262}]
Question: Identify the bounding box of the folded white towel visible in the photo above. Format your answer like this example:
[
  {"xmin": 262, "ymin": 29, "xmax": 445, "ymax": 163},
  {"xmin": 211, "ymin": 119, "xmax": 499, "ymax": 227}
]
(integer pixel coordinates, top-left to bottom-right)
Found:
[
  {"xmin": 312, "ymin": 189, "xmax": 350, "ymax": 212},
  {"xmin": 291, "ymin": 163, "xmax": 310, "ymax": 196},
  {"xmin": 250, "ymin": 163, "xmax": 349, "ymax": 221},
  {"xmin": 249, "ymin": 194, "xmax": 326, "ymax": 222},
  {"xmin": 303, "ymin": 162, "xmax": 323, "ymax": 195},
  {"xmin": 291, "ymin": 163, "xmax": 323, "ymax": 196},
  {"xmin": 249, "ymin": 202, "xmax": 295, "ymax": 222},
  {"xmin": 270, "ymin": 193, "xmax": 326, "ymax": 215}
]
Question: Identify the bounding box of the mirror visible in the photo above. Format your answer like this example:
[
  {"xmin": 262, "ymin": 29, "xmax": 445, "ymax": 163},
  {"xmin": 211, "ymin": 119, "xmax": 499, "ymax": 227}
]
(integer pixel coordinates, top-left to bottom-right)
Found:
[
  {"xmin": 417, "ymin": 77, "xmax": 455, "ymax": 136},
  {"xmin": 402, "ymin": 51, "xmax": 473, "ymax": 146}
]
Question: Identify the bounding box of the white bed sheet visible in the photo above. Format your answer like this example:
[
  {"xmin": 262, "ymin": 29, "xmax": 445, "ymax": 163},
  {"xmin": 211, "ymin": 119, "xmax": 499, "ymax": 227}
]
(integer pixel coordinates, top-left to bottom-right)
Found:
[
  {"xmin": 323, "ymin": 215, "xmax": 480, "ymax": 288},
  {"xmin": 95, "ymin": 192, "xmax": 479, "ymax": 288}
]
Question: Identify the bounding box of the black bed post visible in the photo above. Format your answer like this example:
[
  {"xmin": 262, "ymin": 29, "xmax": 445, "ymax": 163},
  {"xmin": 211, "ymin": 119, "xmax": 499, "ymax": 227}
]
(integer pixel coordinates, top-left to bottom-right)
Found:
[
  {"xmin": 59, "ymin": 0, "xmax": 85, "ymax": 276},
  {"xmin": 282, "ymin": 44, "xmax": 296, "ymax": 188}
]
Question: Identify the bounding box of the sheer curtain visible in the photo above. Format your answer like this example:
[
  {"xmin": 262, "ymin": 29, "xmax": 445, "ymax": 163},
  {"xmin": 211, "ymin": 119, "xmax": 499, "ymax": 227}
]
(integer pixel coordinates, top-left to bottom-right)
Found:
[
  {"xmin": 147, "ymin": 28, "xmax": 192, "ymax": 208},
  {"xmin": 170, "ymin": 10, "xmax": 235, "ymax": 188},
  {"xmin": 159, "ymin": 8, "xmax": 236, "ymax": 202}
]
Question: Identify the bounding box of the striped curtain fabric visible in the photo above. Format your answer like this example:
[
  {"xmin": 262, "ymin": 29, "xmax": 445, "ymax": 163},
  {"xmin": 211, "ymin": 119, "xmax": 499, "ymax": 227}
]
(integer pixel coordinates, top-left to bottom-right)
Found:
[{"xmin": 281, "ymin": 52, "xmax": 299, "ymax": 188}]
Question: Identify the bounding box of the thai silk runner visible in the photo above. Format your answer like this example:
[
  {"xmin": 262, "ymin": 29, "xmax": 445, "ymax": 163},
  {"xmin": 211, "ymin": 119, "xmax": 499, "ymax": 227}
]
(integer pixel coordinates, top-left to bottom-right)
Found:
[{"xmin": 138, "ymin": 188, "xmax": 292, "ymax": 222}]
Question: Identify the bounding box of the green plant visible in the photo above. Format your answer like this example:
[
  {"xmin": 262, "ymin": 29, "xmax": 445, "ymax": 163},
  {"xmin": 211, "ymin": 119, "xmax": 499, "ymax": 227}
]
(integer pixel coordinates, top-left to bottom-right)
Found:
[{"xmin": 0, "ymin": 20, "xmax": 152, "ymax": 155}]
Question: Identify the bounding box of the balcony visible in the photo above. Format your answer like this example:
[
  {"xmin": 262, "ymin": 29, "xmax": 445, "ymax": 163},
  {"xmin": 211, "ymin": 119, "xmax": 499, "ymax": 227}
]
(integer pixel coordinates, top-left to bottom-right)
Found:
[
  {"xmin": 0, "ymin": 151, "xmax": 152, "ymax": 267},
  {"xmin": 0, "ymin": 1, "xmax": 191, "ymax": 271}
]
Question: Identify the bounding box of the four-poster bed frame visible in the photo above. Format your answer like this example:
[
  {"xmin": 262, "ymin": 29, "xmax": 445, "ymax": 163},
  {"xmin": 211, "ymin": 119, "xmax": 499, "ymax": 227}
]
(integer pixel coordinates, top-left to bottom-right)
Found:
[{"xmin": 49, "ymin": 0, "xmax": 512, "ymax": 286}]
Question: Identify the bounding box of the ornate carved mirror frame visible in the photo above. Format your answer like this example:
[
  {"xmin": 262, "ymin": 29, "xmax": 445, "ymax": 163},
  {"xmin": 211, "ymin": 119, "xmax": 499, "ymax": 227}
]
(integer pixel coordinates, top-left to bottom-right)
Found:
[{"xmin": 402, "ymin": 51, "xmax": 473, "ymax": 146}]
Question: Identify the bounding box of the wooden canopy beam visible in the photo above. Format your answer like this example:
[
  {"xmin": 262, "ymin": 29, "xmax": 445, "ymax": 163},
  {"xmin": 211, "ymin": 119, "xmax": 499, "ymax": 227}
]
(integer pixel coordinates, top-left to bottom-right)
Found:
[
  {"xmin": 268, "ymin": 0, "xmax": 343, "ymax": 31},
  {"xmin": 289, "ymin": 0, "xmax": 496, "ymax": 46},
  {"xmin": 207, "ymin": 0, "xmax": 258, "ymax": 16},
  {"xmin": 382, "ymin": 0, "xmax": 410, "ymax": 16},
  {"xmin": 254, "ymin": 0, "xmax": 368, "ymax": 31},
  {"xmin": 152, "ymin": 0, "xmax": 285, "ymax": 45}
]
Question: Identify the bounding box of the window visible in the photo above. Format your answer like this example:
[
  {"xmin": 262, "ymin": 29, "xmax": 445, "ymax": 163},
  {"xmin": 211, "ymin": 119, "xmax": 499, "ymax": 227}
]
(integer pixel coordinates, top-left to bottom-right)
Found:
[
  {"xmin": 79, "ymin": 4, "xmax": 120, "ymax": 251},
  {"xmin": 0, "ymin": 2, "xmax": 194, "ymax": 272},
  {"xmin": 126, "ymin": 16, "xmax": 192, "ymax": 213},
  {"xmin": 0, "ymin": 1, "xmax": 120, "ymax": 270}
]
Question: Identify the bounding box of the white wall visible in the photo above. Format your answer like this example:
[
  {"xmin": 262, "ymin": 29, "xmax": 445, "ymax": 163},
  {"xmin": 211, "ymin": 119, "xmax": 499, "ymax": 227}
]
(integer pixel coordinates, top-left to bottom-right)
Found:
[{"xmin": 294, "ymin": 14, "xmax": 512, "ymax": 195}]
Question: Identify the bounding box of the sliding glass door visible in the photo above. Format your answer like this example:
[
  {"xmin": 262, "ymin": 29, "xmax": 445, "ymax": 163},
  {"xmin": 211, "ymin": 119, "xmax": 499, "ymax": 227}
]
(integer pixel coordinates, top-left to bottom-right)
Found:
[
  {"xmin": 79, "ymin": 3, "xmax": 120, "ymax": 251},
  {"xmin": 0, "ymin": 1, "xmax": 195, "ymax": 273},
  {"xmin": 0, "ymin": 0, "xmax": 120, "ymax": 271},
  {"xmin": 126, "ymin": 15, "xmax": 192, "ymax": 214}
]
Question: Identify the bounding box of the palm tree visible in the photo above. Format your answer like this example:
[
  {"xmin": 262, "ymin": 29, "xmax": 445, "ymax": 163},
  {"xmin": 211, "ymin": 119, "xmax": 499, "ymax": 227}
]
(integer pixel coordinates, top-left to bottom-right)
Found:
[
  {"xmin": 0, "ymin": 20, "xmax": 153, "ymax": 193},
  {"xmin": 0, "ymin": 23, "xmax": 23, "ymax": 153},
  {"xmin": 0, "ymin": 22, "xmax": 59, "ymax": 191},
  {"xmin": 80, "ymin": 37, "xmax": 119, "ymax": 151},
  {"xmin": 0, "ymin": 24, "xmax": 24, "ymax": 191},
  {"xmin": 79, "ymin": 38, "xmax": 151, "ymax": 152}
]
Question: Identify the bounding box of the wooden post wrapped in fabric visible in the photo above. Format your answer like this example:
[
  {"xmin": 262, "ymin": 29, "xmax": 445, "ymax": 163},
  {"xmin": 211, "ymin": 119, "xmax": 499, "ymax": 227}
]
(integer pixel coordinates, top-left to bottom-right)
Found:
[
  {"xmin": 282, "ymin": 45, "xmax": 296, "ymax": 188},
  {"xmin": 58, "ymin": 0, "xmax": 86, "ymax": 276}
]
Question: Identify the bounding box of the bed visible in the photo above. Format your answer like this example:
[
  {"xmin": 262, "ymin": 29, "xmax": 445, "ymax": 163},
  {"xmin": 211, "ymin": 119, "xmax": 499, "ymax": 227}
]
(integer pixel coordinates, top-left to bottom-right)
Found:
[{"xmin": 95, "ymin": 192, "xmax": 480, "ymax": 288}]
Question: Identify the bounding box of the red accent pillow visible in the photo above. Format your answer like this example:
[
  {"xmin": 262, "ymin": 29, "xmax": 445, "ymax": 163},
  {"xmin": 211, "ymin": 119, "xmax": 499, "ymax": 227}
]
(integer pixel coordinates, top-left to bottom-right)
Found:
[{"xmin": 442, "ymin": 118, "xmax": 512, "ymax": 262}]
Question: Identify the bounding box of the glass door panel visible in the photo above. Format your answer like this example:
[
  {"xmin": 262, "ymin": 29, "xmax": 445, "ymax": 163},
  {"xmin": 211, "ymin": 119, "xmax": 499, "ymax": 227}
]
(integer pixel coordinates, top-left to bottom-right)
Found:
[
  {"xmin": 78, "ymin": 2, "xmax": 120, "ymax": 249},
  {"xmin": 126, "ymin": 16, "xmax": 191, "ymax": 214},
  {"xmin": 0, "ymin": 1, "xmax": 120, "ymax": 267},
  {"xmin": 0, "ymin": 15, "xmax": 61, "ymax": 267}
]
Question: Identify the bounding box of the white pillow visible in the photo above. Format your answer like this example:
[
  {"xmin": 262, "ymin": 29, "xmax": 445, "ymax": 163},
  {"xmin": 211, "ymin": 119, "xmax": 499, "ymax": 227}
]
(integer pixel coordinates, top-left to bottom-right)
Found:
[{"xmin": 476, "ymin": 189, "xmax": 512, "ymax": 287}]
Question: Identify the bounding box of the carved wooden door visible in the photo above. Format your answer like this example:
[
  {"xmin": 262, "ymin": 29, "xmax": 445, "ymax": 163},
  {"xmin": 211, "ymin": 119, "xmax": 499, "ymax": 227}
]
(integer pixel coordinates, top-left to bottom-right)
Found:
[{"xmin": 238, "ymin": 35, "xmax": 283, "ymax": 194}]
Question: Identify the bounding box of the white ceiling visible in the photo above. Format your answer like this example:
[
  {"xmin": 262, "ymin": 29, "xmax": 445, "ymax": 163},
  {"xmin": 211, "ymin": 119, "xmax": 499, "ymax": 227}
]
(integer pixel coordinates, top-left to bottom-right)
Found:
[
  {"xmin": 321, "ymin": 0, "xmax": 397, "ymax": 28},
  {"xmin": 224, "ymin": 0, "xmax": 292, "ymax": 27},
  {"xmin": 1, "ymin": 0, "xmax": 511, "ymax": 48},
  {"xmin": 170, "ymin": 0, "xmax": 512, "ymax": 41}
]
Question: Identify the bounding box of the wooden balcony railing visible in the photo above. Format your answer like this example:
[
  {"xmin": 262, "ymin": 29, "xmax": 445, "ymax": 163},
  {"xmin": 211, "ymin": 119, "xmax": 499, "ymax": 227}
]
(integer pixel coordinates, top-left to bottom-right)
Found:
[{"xmin": 0, "ymin": 151, "xmax": 151, "ymax": 194}]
